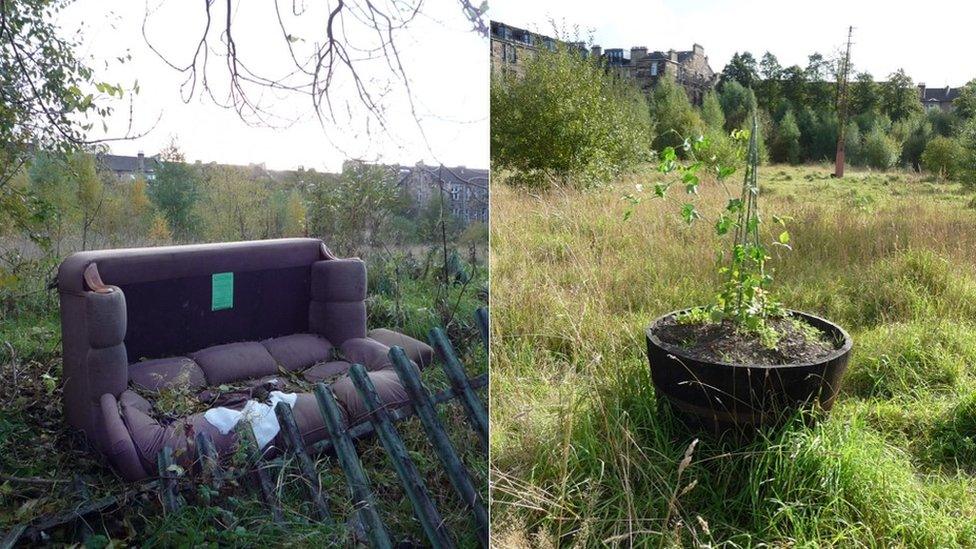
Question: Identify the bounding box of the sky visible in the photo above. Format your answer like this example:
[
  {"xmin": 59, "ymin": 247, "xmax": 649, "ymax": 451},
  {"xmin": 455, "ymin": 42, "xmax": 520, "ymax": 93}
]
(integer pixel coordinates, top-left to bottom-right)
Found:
[
  {"xmin": 58, "ymin": 1, "xmax": 489, "ymax": 172},
  {"xmin": 489, "ymin": 0, "xmax": 976, "ymax": 87}
]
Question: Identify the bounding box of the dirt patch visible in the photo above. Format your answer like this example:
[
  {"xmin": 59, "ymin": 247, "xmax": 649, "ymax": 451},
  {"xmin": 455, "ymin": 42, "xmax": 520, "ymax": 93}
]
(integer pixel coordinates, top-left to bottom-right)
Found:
[{"xmin": 653, "ymin": 314, "xmax": 838, "ymax": 366}]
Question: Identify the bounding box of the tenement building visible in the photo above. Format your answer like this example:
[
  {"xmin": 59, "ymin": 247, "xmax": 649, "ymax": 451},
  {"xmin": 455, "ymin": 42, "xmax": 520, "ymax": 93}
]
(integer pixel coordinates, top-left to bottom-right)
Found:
[
  {"xmin": 393, "ymin": 163, "xmax": 488, "ymax": 226},
  {"xmin": 490, "ymin": 21, "xmax": 586, "ymax": 76},
  {"xmin": 597, "ymin": 44, "xmax": 717, "ymax": 105}
]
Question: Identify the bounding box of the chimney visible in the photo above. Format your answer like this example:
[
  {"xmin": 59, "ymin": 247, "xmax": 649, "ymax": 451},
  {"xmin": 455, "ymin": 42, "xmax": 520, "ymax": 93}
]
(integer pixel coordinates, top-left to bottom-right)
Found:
[
  {"xmin": 630, "ymin": 47, "xmax": 647, "ymax": 62},
  {"xmin": 669, "ymin": 49, "xmax": 678, "ymax": 63},
  {"xmin": 693, "ymin": 43, "xmax": 704, "ymax": 56},
  {"xmin": 137, "ymin": 151, "xmax": 145, "ymax": 173},
  {"xmin": 591, "ymin": 44, "xmax": 602, "ymax": 58}
]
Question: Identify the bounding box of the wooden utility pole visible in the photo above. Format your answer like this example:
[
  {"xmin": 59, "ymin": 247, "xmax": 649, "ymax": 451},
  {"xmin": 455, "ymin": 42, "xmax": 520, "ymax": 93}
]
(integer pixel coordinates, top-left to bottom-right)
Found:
[{"xmin": 834, "ymin": 26, "xmax": 854, "ymax": 178}]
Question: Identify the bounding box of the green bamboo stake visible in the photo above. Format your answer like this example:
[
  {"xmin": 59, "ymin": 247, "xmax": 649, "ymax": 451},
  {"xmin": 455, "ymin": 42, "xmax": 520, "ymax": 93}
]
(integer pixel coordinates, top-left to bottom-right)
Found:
[
  {"xmin": 314, "ymin": 383, "xmax": 392, "ymax": 549},
  {"xmin": 349, "ymin": 363, "xmax": 456, "ymax": 548},
  {"xmin": 390, "ymin": 346, "xmax": 488, "ymax": 548},
  {"xmin": 429, "ymin": 327, "xmax": 488, "ymax": 449}
]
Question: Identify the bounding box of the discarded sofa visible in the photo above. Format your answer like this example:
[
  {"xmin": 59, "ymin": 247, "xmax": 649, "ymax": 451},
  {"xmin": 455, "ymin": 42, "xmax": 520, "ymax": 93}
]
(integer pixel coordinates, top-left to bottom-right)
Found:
[{"xmin": 58, "ymin": 238, "xmax": 433, "ymax": 481}]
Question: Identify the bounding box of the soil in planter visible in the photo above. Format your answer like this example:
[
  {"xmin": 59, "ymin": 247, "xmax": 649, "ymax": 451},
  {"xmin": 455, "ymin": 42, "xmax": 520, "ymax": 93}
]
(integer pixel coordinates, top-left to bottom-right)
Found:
[{"xmin": 655, "ymin": 314, "xmax": 838, "ymax": 366}]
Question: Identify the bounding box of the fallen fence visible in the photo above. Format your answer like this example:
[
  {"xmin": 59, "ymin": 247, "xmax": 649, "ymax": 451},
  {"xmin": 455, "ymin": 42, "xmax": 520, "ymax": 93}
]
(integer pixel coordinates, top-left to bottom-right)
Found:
[{"xmin": 1, "ymin": 307, "xmax": 489, "ymax": 548}]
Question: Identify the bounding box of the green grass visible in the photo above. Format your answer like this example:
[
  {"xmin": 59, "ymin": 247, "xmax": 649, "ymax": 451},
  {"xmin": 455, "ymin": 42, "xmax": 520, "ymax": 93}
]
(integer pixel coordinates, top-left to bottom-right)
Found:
[
  {"xmin": 0, "ymin": 249, "xmax": 486, "ymax": 546},
  {"xmin": 490, "ymin": 164, "xmax": 976, "ymax": 547}
]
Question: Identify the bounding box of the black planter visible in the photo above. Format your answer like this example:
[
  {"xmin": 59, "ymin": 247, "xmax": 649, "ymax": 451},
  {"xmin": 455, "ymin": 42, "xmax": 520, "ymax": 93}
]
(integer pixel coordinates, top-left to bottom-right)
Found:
[{"xmin": 645, "ymin": 309, "xmax": 852, "ymax": 434}]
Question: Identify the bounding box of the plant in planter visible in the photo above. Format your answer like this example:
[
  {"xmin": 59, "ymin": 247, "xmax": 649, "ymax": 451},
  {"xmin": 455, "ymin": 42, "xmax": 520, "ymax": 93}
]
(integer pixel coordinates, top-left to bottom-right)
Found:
[{"xmin": 631, "ymin": 113, "xmax": 852, "ymax": 433}]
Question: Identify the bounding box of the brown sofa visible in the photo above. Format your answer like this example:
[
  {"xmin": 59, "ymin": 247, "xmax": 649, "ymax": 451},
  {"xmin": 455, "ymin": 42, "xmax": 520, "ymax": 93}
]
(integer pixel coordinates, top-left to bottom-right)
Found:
[{"xmin": 58, "ymin": 238, "xmax": 433, "ymax": 481}]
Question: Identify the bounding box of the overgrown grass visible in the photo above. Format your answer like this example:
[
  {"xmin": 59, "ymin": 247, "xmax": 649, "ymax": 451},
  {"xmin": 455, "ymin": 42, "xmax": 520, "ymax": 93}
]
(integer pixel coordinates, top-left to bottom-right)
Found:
[
  {"xmin": 0, "ymin": 247, "xmax": 486, "ymax": 546},
  {"xmin": 490, "ymin": 164, "xmax": 976, "ymax": 546}
]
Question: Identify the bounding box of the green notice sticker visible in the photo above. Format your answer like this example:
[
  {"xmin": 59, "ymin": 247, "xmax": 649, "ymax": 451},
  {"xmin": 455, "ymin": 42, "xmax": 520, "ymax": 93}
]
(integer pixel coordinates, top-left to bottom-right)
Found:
[{"xmin": 211, "ymin": 272, "xmax": 234, "ymax": 311}]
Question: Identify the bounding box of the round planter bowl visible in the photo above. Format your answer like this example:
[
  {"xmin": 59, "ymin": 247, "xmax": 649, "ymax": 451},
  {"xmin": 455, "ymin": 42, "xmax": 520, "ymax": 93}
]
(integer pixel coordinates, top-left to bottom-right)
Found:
[{"xmin": 645, "ymin": 308, "xmax": 852, "ymax": 434}]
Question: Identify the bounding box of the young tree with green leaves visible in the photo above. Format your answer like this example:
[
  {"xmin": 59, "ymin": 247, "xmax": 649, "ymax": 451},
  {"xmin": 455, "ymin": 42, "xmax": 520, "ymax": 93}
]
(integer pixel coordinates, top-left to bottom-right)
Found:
[
  {"xmin": 650, "ymin": 76, "xmax": 704, "ymax": 152},
  {"xmin": 881, "ymin": 69, "xmax": 922, "ymax": 122},
  {"xmin": 772, "ymin": 110, "xmax": 801, "ymax": 164},
  {"xmin": 149, "ymin": 140, "xmax": 201, "ymax": 241},
  {"xmin": 491, "ymin": 44, "xmax": 652, "ymax": 189}
]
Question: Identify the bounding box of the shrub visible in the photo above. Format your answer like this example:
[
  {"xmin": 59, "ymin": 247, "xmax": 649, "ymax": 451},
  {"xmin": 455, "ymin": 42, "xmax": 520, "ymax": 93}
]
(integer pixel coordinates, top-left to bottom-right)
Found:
[
  {"xmin": 861, "ymin": 126, "xmax": 899, "ymax": 170},
  {"xmin": 649, "ymin": 77, "xmax": 704, "ymax": 152},
  {"xmin": 490, "ymin": 45, "xmax": 652, "ymax": 190},
  {"xmin": 959, "ymin": 118, "xmax": 976, "ymax": 187},
  {"xmin": 921, "ymin": 136, "xmax": 964, "ymax": 180},
  {"xmin": 771, "ymin": 109, "xmax": 801, "ymax": 164}
]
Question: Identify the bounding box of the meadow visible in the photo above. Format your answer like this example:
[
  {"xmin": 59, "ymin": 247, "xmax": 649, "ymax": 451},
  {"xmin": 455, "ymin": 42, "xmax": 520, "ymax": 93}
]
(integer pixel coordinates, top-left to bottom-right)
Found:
[{"xmin": 490, "ymin": 164, "xmax": 976, "ymax": 546}]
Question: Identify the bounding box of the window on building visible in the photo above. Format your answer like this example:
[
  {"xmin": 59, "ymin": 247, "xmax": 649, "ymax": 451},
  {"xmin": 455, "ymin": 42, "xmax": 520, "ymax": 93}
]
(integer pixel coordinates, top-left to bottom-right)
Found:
[
  {"xmin": 650, "ymin": 63, "xmax": 658, "ymax": 76},
  {"xmin": 451, "ymin": 186, "xmax": 461, "ymax": 201}
]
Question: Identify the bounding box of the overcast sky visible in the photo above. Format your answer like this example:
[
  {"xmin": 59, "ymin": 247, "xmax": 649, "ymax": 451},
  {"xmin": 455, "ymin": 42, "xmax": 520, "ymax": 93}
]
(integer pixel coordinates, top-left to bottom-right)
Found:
[
  {"xmin": 59, "ymin": 1, "xmax": 488, "ymax": 172},
  {"xmin": 490, "ymin": 0, "xmax": 976, "ymax": 87}
]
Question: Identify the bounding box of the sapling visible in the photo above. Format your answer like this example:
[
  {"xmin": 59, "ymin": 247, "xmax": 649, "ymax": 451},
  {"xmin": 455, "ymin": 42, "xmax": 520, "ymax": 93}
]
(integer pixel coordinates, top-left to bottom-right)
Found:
[{"xmin": 627, "ymin": 112, "xmax": 804, "ymax": 349}]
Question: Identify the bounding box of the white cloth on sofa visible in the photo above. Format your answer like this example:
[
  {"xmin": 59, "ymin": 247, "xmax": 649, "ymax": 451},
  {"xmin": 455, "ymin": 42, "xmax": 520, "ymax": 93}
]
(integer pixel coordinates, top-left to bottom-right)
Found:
[{"xmin": 204, "ymin": 391, "xmax": 298, "ymax": 449}]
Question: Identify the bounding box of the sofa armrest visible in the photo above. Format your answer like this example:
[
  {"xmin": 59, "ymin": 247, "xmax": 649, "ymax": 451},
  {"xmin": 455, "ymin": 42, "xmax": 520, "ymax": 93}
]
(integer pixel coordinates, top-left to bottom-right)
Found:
[{"xmin": 308, "ymin": 258, "xmax": 367, "ymax": 346}]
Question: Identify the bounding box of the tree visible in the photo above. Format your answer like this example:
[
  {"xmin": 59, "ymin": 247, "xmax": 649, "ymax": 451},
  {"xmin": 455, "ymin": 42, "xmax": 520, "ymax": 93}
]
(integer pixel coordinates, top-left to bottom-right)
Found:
[
  {"xmin": 880, "ymin": 69, "xmax": 922, "ymax": 122},
  {"xmin": 142, "ymin": 0, "xmax": 487, "ymax": 135},
  {"xmin": 954, "ymin": 79, "xmax": 976, "ymax": 120},
  {"xmin": 861, "ymin": 126, "xmax": 899, "ymax": 170},
  {"xmin": 149, "ymin": 139, "xmax": 201, "ymax": 241},
  {"xmin": 198, "ymin": 164, "xmax": 271, "ymax": 241},
  {"xmin": 306, "ymin": 163, "xmax": 407, "ymax": 255},
  {"xmin": 720, "ymin": 52, "xmax": 759, "ymax": 90},
  {"xmin": 772, "ymin": 110, "xmax": 801, "ymax": 164},
  {"xmin": 701, "ymin": 90, "xmax": 726, "ymax": 131},
  {"xmin": 1, "ymin": 0, "xmax": 134, "ymax": 250},
  {"xmin": 780, "ymin": 65, "xmax": 808, "ymax": 107},
  {"xmin": 718, "ymin": 80, "xmax": 757, "ymax": 132},
  {"xmin": 850, "ymin": 72, "xmax": 879, "ymax": 115},
  {"xmin": 921, "ymin": 136, "xmax": 964, "ymax": 180},
  {"xmin": 650, "ymin": 76, "xmax": 704, "ymax": 151},
  {"xmin": 756, "ymin": 52, "xmax": 783, "ymax": 110},
  {"xmin": 491, "ymin": 45, "xmax": 652, "ymax": 189},
  {"xmin": 959, "ymin": 118, "xmax": 976, "ymax": 186}
]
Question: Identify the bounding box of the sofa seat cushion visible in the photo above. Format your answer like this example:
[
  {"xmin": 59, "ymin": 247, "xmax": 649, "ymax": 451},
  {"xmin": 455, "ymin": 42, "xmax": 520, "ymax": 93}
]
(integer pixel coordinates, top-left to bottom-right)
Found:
[
  {"xmin": 262, "ymin": 333, "xmax": 334, "ymax": 371},
  {"xmin": 332, "ymin": 369, "xmax": 410, "ymax": 424},
  {"xmin": 341, "ymin": 338, "xmax": 397, "ymax": 371},
  {"xmin": 303, "ymin": 360, "xmax": 352, "ymax": 383},
  {"xmin": 190, "ymin": 342, "xmax": 278, "ymax": 385},
  {"xmin": 366, "ymin": 328, "xmax": 434, "ymax": 368},
  {"xmin": 129, "ymin": 356, "xmax": 207, "ymax": 391}
]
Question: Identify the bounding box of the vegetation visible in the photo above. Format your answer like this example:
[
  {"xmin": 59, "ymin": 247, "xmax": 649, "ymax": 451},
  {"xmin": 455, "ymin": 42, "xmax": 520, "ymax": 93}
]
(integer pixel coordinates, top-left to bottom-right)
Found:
[
  {"xmin": 491, "ymin": 164, "xmax": 976, "ymax": 546},
  {"xmin": 490, "ymin": 44, "xmax": 652, "ymax": 189}
]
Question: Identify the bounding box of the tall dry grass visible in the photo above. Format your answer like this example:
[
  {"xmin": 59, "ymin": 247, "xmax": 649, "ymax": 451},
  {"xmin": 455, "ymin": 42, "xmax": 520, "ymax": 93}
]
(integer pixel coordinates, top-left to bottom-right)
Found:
[{"xmin": 490, "ymin": 164, "xmax": 976, "ymax": 547}]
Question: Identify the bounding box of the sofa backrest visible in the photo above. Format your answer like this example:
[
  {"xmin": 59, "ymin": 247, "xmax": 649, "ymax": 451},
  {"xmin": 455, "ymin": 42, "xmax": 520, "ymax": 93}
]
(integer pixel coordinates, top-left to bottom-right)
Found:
[{"xmin": 59, "ymin": 238, "xmax": 325, "ymax": 363}]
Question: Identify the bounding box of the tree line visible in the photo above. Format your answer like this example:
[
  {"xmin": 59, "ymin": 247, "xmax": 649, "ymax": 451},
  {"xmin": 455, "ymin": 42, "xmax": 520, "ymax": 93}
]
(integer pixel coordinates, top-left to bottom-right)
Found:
[{"xmin": 491, "ymin": 45, "xmax": 976, "ymax": 188}]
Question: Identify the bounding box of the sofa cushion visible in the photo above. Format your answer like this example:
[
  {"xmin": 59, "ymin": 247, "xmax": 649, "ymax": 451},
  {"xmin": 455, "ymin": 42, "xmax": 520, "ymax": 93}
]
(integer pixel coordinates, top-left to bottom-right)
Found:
[
  {"xmin": 303, "ymin": 360, "xmax": 352, "ymax": 383},
  {"xmin": 331, "ymin": 370, "xmax": 409, "ymax": 424},
  {"xmin": 190, "ymin": 341, "xmax": 278, "ymax": 385},
  {"xmin": 129, "ymin": 356, "xmax": 207, "ymax": 391},
  {"xmin": 118, "ymin": 390, "xmax": 236, "ymax": 470},
  {"xmin": 366, "ymin": 328, "xmax": 435, "ymax": 368},
  {"xmin": 340, "ymin": 338, "xmax": 396, "ymax": 371},
  {"xmin": 262, "ymin": 333, "xmax": 333, "ymax": 371}
]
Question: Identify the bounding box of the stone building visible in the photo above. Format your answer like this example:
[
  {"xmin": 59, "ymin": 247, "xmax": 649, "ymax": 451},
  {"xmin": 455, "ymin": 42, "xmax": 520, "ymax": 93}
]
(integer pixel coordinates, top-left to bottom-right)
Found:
[
  {"xmin": 393, "ymin": 163, "xmax": 488, "ymax": 226},
  {"xmin": 918, "ymin": 84, "xmax": 962, "ymax": 112},
  {"xmin": 597, "ymin": 44, "xmax": 717, "ymax": 105},
  {"xmin": 490, "ymin": 21, "xmax": 586, "ymax": 77},
  {"xmin": 97, "ymin": 151, "xmax": 160, "ymax": 181}
]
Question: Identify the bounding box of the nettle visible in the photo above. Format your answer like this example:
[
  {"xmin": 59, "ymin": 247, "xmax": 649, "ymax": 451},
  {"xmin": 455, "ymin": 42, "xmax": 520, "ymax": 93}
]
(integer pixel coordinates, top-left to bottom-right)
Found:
[{"xmin": 626, "ymin": 114, "xmax": 792, "ymax": 345}]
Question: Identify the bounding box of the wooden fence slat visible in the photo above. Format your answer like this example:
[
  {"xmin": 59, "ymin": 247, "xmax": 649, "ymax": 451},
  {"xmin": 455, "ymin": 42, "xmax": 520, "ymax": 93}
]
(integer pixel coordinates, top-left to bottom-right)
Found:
[
  {"xmin": 349, "ymin": 363, "xmax": 456, "ymax": 549},
  {"xmin": 235, "ymin": 423, "xmax": 284, "ymax": 524},
  {"xmin": 313, "ymin": 383, "xmax": 392, "ymax": 549},
  {"xmin": 195, "ymin": 432, "xmax": 223, "ymax": 492},
  {"xmin": 156, "ymin": 447, "xmax": 181, "ymax": 514},
  {"xmin": 429, "ymin": 328, "xmax": 489, "ymax": 449},
  {"xmin": 476, "ymin": 307, "xmax": 489, "ymax": 349},
  {"xmin": 390, "ymin": 347, "xmax": 488, "ymax": 548},
  {"xmin": 274, "ymin": 401, "xmax": 333, "ymax": 523},
  {"xmin": 308, "ymin": 373, "xmax": 486, "ymax": 455}
]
